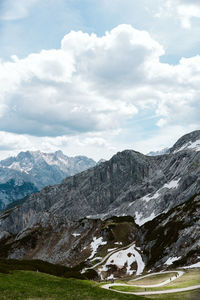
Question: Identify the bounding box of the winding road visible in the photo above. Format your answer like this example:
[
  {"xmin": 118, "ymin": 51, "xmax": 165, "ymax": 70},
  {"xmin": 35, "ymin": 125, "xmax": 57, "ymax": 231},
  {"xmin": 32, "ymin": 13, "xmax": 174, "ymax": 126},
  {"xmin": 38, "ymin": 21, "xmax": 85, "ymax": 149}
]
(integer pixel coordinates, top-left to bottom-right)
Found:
[
  {"xmin": 84, "ymin": 241, "xmax": 200, "ymax": 296},
  {"xmin": 129, "ymin": 270, "xmax": 184, "ymax": 287},
  {"xmin": 101, "ymin": 270, "xmax": 200, "ymax": 296},
  {"xmin": 83, "ymin": 241, "xmax": 136, "ymax": 273}
]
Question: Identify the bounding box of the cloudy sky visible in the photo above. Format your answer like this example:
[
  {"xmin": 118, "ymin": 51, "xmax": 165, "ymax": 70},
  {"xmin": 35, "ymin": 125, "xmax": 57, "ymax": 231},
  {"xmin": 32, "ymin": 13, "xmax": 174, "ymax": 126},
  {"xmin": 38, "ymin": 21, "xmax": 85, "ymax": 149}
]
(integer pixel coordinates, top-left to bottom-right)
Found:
[{"xmin": 0, "ymin": 0, "xmax": 200, "ymax": 160}]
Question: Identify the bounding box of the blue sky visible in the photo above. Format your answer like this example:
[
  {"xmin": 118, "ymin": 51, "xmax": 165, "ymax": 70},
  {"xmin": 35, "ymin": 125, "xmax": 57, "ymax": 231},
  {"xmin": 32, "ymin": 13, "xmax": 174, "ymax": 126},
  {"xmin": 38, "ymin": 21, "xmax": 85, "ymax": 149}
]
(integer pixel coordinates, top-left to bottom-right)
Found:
[{"xmin": 0, "ymin": 0, "xmax": 200, "ymax": 160}]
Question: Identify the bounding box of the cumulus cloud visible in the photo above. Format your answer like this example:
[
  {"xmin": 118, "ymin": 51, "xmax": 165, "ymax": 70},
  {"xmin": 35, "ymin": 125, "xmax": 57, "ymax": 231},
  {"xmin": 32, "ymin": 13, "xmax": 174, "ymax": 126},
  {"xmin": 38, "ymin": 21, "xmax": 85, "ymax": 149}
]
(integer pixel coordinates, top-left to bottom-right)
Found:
[
  {"xmin": 0, "ymin": 24, "xmax": 163, "ymax": 136},
  {"xmin": 0, "ymin": 24, "xmax": 200, "ymax": 159},
  {"xmin": 166, "ymin": 0, "xmax": 200, "ymax": 28},
  {"xmin": 0, "ymin": 131, "xmax": 32, "ymax": 151},
  {"xmin": 61, "ymin": 25, "xmax": 164, "ymax": 87}
]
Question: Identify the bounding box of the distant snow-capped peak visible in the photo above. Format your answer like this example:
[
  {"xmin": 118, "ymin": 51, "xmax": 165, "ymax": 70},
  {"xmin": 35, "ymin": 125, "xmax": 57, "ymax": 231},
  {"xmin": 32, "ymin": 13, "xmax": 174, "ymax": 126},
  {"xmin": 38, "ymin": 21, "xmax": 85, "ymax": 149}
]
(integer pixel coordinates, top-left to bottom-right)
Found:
[
  {"xmin": 147, "ymin": 148, "xmax": 169, "ymax": 156},
  {"xmin": 0, "ymin": 150, "xmax": 97, "ymax": 190}
]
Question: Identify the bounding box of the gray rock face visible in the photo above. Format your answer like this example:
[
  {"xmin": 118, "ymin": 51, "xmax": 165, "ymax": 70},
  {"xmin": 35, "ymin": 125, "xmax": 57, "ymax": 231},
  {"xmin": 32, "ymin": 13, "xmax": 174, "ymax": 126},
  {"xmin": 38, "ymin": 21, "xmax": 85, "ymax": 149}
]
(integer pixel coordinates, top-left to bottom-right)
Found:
[
  {"xmin": 0, "ymin": 130, "xmax": 199, "ymax": 272},
  {"xmin": 170, "ymin": 130, "xmax": 200, "ymax": 153},
  {"xmin": 0, "ymin": 150, "xmax": 96, "ymax": 210}
]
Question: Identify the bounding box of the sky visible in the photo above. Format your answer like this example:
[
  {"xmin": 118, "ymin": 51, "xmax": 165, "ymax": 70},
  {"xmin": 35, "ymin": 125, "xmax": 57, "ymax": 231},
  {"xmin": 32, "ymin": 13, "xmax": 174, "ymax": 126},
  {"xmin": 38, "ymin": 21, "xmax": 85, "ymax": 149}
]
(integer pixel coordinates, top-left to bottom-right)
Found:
[{"xmin": 0, "ymin": 0, "xmax": 200, "ymax": 161}]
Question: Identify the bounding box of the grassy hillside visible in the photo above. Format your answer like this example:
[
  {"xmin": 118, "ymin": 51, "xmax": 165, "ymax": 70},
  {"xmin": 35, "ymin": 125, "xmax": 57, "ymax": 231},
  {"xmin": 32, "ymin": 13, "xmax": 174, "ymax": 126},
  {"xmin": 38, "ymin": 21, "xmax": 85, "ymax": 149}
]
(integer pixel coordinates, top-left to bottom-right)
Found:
[
  {"xmin": 0, "ymin": 270, "xmax": 145, "ymax": 300},
  {"xmin": 128, "ymin": 272, "xmax": 178, "ymax": 285},
  {"xmin": 0, "ymin": 258, "xmax": 98, "ymax": 280},
  {"xmin": 0, "ymin": 260, "xmax": 199, "ymax": 299},
  {"xmin": 147, "ymin": 290, "xmax": 200, "ymax": 300},
  {"xmin": 111, "ymin": 269, "xmax": 200, "ymax": 292}
]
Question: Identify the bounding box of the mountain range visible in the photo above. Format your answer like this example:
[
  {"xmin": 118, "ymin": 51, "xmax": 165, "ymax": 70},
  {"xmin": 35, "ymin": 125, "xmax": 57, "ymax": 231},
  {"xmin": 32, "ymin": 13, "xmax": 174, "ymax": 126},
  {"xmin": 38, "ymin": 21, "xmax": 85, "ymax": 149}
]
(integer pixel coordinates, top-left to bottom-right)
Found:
[
  {"xmin": 0, "ymin": 150, "xmax": 96, "ymax": 210},
  {"xmin": 0, "ymin": 130, "xmax": 199, "ymax": 279}
]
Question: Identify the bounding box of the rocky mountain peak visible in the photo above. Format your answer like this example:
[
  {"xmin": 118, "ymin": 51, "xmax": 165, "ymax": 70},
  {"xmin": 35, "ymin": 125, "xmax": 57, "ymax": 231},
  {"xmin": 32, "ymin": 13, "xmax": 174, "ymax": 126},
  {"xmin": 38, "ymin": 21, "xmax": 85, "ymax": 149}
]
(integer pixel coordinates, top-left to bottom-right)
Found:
[
  {"xmin": 97, "ymin": 159, "xmax": 106, "ymax": 165},
  {"xmin": 54, "ymin": 150, "xmax": 65, "ymax": 158},
  {"xmin": 0, "ymin": 150, "xmax": 97, "ymax": 210},
  {"xmin": 170, "ymin": 130, "xmax": 200, "ymax": 153}
]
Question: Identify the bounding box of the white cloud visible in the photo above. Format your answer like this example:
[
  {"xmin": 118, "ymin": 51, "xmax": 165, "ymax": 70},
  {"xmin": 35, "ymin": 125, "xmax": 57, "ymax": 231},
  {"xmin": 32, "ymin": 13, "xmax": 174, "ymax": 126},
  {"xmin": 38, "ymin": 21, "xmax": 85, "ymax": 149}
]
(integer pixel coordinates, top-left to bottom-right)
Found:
[
  {"xmin": 178, "ymin": 4, "xmax": 200, "ymax": 29},
  {"xmin": 0, "ymin": 130, "xmax": 118, "ymax": 161},
  {"xmin": 0, "ymin": 24, "xmax": 200, "ymax": 159},
  {"xmin": 166, "ymin": 0, "xmax": 200, "ymax": 28},
  {"xmin": 0, "ymin": 131, "xmax": 32, "ymax": 151},
  {"xmin": 134, "ymin": 125, "xmax": 199, "ymax": 154},
  {"xmin": 0, "ymin": 24, "xmax": 163, "ymax": 136}
]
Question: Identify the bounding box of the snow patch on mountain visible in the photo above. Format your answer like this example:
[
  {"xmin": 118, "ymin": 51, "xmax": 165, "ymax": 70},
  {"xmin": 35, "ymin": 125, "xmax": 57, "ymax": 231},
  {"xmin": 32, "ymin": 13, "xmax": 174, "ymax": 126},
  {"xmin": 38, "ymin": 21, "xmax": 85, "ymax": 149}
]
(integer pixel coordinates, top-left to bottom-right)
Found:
[
  {"xmin": 135, "ymin": 212, "xmax": 156, "ymax": 226},
  {"xmin": 165, "ymin": 256, "xmax": 181, "ymax": 265},
  {"xmin": 173, "ymin": 139, "xmax": 200, "ymax": 153},
  {"xmin": 140, "ymin": 178, "xmax": 180, "ymax": 204},
  {"xmin": 142, "ymin": 191, "xmax": 160, "ymax": 203},
  {"xmin": 7, "ymin": 162, "xmax": 33, "ymax": 173},
  {"xmin": 88, "ymin": 237, "xmax": 107, "ymax": 259},
  {"xmin": 72, "ymin": 233, "xmax": 81, "ymax": 237},
  {"xmin": 98, "ymin": 244, "xmax": 145, "ymax": 276},
  {"xmin": 187, "ymin": 139, "xmax": 200, "ymax": 151},
  {"xmin": 115, "ymin": 242, "xmax": 122, "ymax": 245},
  {"xmin": 163, "ymin": 179, "xmax": 180, "ymax": 189}
]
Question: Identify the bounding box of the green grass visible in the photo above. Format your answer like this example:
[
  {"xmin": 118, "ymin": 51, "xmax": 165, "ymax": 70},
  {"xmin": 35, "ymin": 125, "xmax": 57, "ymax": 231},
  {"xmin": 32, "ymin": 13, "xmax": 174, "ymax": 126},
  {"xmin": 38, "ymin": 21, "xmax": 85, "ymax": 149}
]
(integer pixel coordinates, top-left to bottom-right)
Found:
[
  {"xmin": 0, "ymin": 270, "xmax": 146, "ymax": 300},
  {"xmin": 158, "ymin": 269, "xmax": 200, "ymax": 289},
  {"xmin": 110, "ymin": 269, "xmax": 200, "ymax": 293},
  {"xmin": 128, "ymin": 272, "xmax": 177, "ymax": 285},
  {"xmin": 0, "ymin": 268, "xmax": 199, "ymax": 300},
  {"xmin": 0, "ymin": 258, "xmax": 99, "ymax": 280},
  {"xmin": 110, "ymin": 285, "xmax": 147, "ymax": 292},
  {"xmin": 147, "ymin": 289, "xmax": 200, "ymax": 300}
]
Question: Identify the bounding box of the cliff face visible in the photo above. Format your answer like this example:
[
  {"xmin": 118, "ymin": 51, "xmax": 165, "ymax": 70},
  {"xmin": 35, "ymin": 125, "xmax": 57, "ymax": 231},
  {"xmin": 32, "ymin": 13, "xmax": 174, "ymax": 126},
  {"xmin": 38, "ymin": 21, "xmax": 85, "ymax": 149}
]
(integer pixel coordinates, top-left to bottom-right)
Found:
[{"xmin": 0, "ymin": 130, "xmax": 199, "ymax": 275}]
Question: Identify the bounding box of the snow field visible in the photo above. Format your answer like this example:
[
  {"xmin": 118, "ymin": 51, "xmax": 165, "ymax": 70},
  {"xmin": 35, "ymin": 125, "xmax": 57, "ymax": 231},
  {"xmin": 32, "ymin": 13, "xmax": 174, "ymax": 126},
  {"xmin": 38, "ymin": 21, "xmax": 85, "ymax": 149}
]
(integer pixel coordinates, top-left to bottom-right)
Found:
[{"xmin": 98, "ymin": 244, "xmax": 145, "ymax": 277}]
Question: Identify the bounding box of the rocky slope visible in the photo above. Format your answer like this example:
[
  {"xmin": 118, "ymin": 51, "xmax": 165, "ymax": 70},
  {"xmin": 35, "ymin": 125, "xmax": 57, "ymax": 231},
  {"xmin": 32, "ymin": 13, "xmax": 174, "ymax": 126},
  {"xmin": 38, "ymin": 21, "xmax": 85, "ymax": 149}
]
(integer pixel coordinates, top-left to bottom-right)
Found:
[
  {"xmin": 0, "ymin": 130, "xmax": 199, "ymax": 277},
  {"xmin": 0, "ymin": 179, "xmax": 38, "ymax": 211},
  {"xmin": 0, "ymin": 150, "xmax": 96, "ymax": 210},
  {"xmin": 140, "ymin": 193, "xmax": 200, "ymax": 271},
  {"xmin": 170, "ymin": 130, "xmax": 200, "ymax": 153}
]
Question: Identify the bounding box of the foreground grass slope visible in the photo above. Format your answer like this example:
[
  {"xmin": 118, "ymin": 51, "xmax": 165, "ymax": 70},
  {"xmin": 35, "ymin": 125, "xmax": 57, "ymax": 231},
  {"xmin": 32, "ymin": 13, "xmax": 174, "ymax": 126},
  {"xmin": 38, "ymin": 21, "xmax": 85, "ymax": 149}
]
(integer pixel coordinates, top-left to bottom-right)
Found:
[
  {"xmin": 112, "ymin": 269, "xmax": 200, "ymax": 292},
  {"xmin": 128, "ymin": 272, "xmax": 178, "ymax": 285},
  {"xmin": 147, "ymin": 289, "xmax": 200, "ymax": 300},
  {"xmin": 0, "ymin": 270, "xmax": 145, "ymax": 300},
  {"xmin": 0, "ymin": 258, "xmax": 98, "ymax": 280}
]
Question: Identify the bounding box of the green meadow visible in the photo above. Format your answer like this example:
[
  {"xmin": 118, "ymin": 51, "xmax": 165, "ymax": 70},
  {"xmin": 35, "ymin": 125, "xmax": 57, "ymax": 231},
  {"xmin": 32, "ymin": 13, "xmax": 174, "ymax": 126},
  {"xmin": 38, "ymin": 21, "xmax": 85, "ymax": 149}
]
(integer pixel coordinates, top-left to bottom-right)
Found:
[{"xmin": 0, "ymin": 270, "xmax": 145, "ymax": 300}]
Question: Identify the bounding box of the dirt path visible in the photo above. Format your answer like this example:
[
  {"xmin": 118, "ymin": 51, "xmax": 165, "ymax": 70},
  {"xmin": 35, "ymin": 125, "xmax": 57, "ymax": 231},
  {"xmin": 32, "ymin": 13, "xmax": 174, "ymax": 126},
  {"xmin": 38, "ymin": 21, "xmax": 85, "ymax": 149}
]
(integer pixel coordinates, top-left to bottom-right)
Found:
[
  {"xmin": 82, "ymin": 241, "xmax": 136, "ymax": 273},
  {"xmin": 102, "ymin": 283, "xmax": 200, "ymax": 296},
  {"xmin": 128, "ymin": 270, "xmax": 184, "ymax": 287},
  {"xmin": 101, "ymin": 270, "xmax": 200, "ymax": 295}
]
